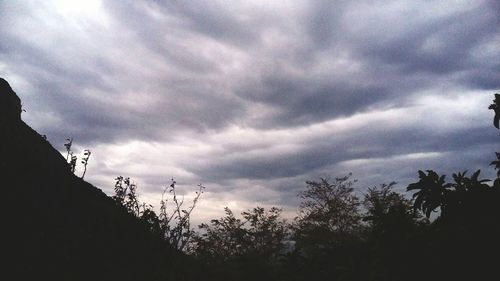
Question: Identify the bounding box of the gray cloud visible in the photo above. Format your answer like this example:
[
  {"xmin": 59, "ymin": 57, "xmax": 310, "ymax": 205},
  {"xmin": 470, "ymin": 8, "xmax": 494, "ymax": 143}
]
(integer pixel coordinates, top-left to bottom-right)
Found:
[{"xmin": 0, "ymin": 0, "xmax": 499, "ymax": 219}]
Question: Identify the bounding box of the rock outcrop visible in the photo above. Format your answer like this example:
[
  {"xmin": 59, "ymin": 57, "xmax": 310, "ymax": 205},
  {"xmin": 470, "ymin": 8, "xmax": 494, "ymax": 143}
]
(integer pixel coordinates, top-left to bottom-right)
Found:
[{"xmin": 0, "ymin": 77, "xmax": 21, "ymax": 121}]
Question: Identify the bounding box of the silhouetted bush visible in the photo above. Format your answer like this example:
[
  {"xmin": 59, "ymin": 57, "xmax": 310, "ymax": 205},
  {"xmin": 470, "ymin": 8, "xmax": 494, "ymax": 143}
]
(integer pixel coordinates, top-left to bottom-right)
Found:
[{"xmin": 189, "ymin": 206, "xmax": 289, "ymax": 281}]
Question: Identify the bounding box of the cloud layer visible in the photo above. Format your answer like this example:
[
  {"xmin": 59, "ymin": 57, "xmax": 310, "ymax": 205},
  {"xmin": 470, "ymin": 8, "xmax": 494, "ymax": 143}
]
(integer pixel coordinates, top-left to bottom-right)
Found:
[{"xmin": 1, "ymin": 0, "xmax": 499, "ymax": 222}]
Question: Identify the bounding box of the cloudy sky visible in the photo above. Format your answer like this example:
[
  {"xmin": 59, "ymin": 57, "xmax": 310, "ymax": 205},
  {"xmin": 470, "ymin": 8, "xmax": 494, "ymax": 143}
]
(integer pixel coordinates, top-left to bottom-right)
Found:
[{"xmin": 1, "ymin": 0, "xmax": 499, "ymax": 223}]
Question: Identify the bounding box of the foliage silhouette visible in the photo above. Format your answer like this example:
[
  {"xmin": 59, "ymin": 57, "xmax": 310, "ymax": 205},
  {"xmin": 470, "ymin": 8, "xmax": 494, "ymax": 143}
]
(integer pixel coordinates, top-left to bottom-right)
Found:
[
  {"xmin": 191, "ymin": 206, "xmax": 289, "ymax": 281},
  {"xmin": 81, "ymin": 149, "xmax": 91, "ymax": 179},
  {"xmin": 64, "ymin": 137, "xmax": 79, "ymax": 173},
  {"xmin": 292, "ymin": 174, "xmax": 366, "ymax": 281},
  {"xmin": 363, "ymin": 183, "xmax": 427, "ymax": 281},
  {"xmin": 113, "ymin": 176, "xmax": 205, "ymax": 252},
  {"xmin": 64, "ymin": 137, "xmax": 73, "ymax": 161},
  {"xmin": 159, "ymin": 178, "xmax": 205, "ymax": 251},
  {"xmin": 489, "ymin": 93, "xmax": 500, "ymax": 128},
  {"xmin": 242, "ymin": 206, "xmax": 288, "ymax": 261},
  {"xmin": 491, "ymin": 152, "xmax": 500, "ymax": 178},
  {"xmin": 192, "ymin": 207, "xmax": 248, "ymax": 261},
  {"xmin": 295, "ymin": 174, "xmax": 361, "ymax": 240},
  {"xmin": 113, "ymin": 176, "xmax": 142, "ymax": 215},
  {"xmin": 364, "ymin": 182, "xmax": 424, "ymax": 230},
  {"xmin": 193, "ymin": 206, "xmax": 287, "ymax": 261}
]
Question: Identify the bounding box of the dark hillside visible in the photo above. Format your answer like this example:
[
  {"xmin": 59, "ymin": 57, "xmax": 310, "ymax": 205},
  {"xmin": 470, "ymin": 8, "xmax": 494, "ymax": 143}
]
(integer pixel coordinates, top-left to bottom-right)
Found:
[{"xmin": 1, "ymin": 78, "xmax": 189, "ymax": 280}]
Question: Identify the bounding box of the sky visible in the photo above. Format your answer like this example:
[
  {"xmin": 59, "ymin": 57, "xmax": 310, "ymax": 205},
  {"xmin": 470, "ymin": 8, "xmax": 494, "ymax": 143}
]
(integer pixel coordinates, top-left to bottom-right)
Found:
[{"xmin": 1, "ymin": 0, "xmax": 499, "ymax": 223}]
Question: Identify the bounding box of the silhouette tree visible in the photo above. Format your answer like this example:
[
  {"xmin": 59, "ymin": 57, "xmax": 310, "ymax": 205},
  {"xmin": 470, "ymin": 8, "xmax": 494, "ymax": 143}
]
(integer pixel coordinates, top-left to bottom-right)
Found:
[
  {"xmin": 363, "ymin": 182, "xmax": 423, "ymax": 230},
  {"xmin": 193, "ymin": 206, "xmax": 288, "ymax": 261},
  {"xmin": 192, "ymin": 207, "xmax": 249, "ymax": 261},
  {"xmin": 363, "ymin": 183, "xmax": 426, "ymax": 281},
  {"xmin": 191, "ymin": 206, "xmax": 288, "ymax": 281},
  {"xmin": 292, "ymin": 174, "xmax": 363, "ymax": 281},
  {"xmin": 242, "ymin": 206, "xmax": 288, "ymax": 261},
  {"xmin": 407, "ymin": 169, "xmax": 492, "ymax": 219},
  {"xmin": 295, "ymin": 174, "xmax": 361, "ymax": 239}
]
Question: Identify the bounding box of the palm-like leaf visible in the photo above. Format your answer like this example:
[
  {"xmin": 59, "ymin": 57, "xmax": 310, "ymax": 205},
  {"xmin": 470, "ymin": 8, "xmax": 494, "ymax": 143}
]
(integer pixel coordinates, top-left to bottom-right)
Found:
[{"xmin": 407, "ymin": 170, "xmax": 449, "ymax": 218}]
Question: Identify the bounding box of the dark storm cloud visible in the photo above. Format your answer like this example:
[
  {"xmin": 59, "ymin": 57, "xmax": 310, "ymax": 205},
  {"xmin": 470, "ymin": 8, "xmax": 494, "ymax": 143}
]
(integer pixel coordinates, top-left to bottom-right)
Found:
[
  {"xmin": 354, "ymin": 4, "xmax": 498, "ymax": 75},
  {"xmin": 0, "ymin": 0, "xmax": 499, "ymax": 216},
  {"xmin": 189, "ymin": 116, "xmax": 498, "ymax": 183},
  {"xmin": 304, "ymin": 0, "xmax": 345, "ymax": 49},
  {"xmin": 237, "ymin": 75, "xmax": 397, "ymax": 127},
  {"xmin": 466, "ymin": 70, "xmax": 500, "ymax": 90},
  {"xmin": 157, "ymin": 1, "xmax": 260, "ymax": 46},
  {"xmin": 340, "ymin": 1, "xmax": 500, "ymax": 98}
]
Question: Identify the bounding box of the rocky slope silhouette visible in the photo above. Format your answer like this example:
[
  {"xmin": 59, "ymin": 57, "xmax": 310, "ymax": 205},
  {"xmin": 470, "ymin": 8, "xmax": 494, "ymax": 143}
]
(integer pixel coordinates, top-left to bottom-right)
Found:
[{"xmin": 1, "ymin": 78, "xmax": 190, "ymax": 280}]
